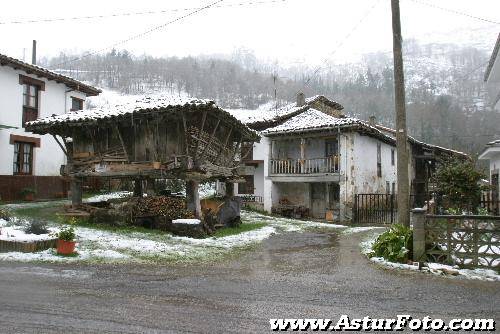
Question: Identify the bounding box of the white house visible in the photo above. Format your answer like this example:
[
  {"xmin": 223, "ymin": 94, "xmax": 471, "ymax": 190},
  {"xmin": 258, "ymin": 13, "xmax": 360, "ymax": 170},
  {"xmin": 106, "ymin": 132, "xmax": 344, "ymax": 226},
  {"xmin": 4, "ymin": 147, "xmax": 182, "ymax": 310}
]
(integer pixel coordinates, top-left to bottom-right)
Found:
[
  {"xmin": 478, "ymin": 34, "xmax": 500, "ymax": 205},
  {"xmin": 227, "ymin": 94, "xmax": 467, "ymax": 222},
  {"xmin": 0, "ymin": 53, "xmax": 101, "ymax": 201}
]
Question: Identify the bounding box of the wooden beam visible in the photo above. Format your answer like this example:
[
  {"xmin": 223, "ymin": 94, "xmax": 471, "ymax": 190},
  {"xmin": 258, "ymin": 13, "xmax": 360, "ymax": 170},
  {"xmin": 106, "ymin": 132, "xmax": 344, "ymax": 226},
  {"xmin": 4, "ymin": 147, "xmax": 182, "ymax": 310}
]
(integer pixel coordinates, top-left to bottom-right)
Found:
[
  {"xmin": 181, "ymin": 112, "xmax": 189, "ymax": 156},
  {"xmin": 199, "ymin": 118, "xmax": 220, "ymax": 161},
  {"xmin": 52, "ymin": 135, "xmax": 69, "ymax": 158},
  {"xmin": 215, "ymin": 127, "xmax": 233, "ymax": 162},
  {"xmin": 114, "ymin": 124, "xmax": 130, "ymax": 162},
  {"xmin": 194, "ymin": 109, "xmax": 208, "ymax": 156}
]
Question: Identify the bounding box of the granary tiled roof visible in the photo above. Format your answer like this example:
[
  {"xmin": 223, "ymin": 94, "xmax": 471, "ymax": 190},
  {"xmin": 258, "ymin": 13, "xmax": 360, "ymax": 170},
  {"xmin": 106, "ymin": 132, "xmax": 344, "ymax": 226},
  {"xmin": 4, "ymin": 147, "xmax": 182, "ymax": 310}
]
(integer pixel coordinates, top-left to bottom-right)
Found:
[{"xmin": 26, "ymin": 94, "xmax": 259, "ymax": 140}]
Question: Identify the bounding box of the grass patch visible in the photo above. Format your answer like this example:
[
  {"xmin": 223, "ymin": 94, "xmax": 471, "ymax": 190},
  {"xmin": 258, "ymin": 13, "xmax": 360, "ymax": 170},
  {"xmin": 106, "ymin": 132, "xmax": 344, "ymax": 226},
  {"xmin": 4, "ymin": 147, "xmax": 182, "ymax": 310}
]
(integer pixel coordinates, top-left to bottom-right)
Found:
[{"xmin": 212, "ymin": 222, "xmax": 267, "ymax": 238}]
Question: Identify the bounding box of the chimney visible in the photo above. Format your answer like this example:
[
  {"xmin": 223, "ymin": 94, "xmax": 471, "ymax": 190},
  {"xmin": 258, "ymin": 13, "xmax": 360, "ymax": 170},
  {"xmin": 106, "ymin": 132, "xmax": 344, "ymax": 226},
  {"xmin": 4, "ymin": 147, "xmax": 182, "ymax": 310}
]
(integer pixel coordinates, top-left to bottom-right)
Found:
[
  {"xmin": 369, "ymin": 115, "xmax": 376, "ymax": 126},
  {"xmin": 296, "ymin": 92, "xmax": 305, "ymax": 107},
  {"xmin": 32, "ymin": 40, "xmax": 36, "ymax": 65}
]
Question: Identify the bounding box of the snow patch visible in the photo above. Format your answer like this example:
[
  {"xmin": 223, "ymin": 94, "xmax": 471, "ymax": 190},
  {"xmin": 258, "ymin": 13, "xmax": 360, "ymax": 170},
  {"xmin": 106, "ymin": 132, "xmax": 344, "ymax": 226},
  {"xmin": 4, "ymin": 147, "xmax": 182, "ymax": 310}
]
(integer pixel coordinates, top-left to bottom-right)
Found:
[{"xmin": 361, "ymin": 233, "xmax": 500, "ymax": 282}]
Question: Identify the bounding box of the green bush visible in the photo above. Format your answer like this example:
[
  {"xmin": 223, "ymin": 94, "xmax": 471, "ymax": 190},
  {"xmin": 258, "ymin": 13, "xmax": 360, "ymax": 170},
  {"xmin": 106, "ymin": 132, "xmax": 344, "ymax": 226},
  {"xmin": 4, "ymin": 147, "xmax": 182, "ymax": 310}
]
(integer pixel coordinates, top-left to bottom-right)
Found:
[
  {"xmin": 0, "ymin": 208, "xmax": 11, "ymax": 221},
  {"xmin": 372, "ymin": 224, "xmax": 413, "ymax": 263},
  {"xmin": 57, "ymin": 226, "xmax": 76, "ymax": 241}
]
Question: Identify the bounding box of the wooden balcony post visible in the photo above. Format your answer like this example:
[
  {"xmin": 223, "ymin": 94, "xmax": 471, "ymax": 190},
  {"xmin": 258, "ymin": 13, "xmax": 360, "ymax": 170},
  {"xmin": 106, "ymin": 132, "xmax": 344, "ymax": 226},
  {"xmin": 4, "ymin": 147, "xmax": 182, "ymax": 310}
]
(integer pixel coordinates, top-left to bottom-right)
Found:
[{"xmin": 300, "ymin": 138, "xmax": 305, "ymax": 173}]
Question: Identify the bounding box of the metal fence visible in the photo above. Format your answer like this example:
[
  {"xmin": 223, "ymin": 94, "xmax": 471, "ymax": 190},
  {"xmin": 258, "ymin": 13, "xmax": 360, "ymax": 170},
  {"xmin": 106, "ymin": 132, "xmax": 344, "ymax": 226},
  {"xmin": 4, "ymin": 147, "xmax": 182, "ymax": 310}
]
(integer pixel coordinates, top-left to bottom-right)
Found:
[
  {"xmin": 353, "ymin": 193, "xmax": 396, "ymax": 225},
  {"xmin": 421, "ymin": 214, "xmax": 500, "ymax": 269}
]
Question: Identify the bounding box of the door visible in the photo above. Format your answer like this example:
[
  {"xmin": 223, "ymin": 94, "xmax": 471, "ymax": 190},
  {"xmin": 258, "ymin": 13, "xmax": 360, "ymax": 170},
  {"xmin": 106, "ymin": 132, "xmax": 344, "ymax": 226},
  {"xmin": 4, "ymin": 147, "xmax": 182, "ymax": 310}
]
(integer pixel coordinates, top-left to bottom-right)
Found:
[{"xmin": 311, "ymin": 183, "xmax": 326, "ymax": 219}]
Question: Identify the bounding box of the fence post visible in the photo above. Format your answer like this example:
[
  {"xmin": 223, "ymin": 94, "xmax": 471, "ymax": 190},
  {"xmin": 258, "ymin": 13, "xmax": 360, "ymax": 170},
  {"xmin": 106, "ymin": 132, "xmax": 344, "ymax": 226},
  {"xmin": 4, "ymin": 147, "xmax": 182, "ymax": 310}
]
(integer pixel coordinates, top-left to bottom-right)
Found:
[{"xmin": 411, "ymin": 208, "xmax": 426, "ymax": 262}]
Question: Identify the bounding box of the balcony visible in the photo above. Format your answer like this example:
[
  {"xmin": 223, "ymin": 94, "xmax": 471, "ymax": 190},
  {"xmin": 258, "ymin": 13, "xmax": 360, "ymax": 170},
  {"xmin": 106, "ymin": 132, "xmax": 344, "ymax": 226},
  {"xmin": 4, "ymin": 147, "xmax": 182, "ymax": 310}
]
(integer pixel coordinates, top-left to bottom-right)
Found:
[{"xmin": 270, "ymin": 156, "xmax": 339, "ymax": 175}]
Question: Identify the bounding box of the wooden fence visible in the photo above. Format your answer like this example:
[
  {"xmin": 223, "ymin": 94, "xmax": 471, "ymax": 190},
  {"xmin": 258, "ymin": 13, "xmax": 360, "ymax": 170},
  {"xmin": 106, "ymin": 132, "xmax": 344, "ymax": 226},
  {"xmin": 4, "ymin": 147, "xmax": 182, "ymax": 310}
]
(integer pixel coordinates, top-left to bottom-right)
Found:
[
  {"xmin": 412, "ymin": 209, "xmax": 500, "ymax": 269},
  {"xmin": 270, "ymin": 156, "xmax": 339, "ymax": 175}
]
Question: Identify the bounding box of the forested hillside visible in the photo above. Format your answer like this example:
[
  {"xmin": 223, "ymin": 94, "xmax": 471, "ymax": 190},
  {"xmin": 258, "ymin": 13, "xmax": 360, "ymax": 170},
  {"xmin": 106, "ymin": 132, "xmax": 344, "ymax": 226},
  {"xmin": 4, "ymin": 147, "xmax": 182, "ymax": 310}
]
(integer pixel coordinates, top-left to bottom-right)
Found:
[{"xmin": 41, "ymin": 39, "xmax": 499, "ymax": 157}]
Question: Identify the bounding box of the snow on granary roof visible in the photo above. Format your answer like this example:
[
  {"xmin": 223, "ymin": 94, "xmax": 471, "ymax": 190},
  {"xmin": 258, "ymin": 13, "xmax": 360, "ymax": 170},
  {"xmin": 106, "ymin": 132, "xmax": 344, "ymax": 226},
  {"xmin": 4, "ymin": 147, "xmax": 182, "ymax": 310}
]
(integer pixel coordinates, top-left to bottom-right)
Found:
[
  {"xmin": 28, "ymin": 95, "xmax": 211, "ymax": 126},
  {"xmin": 26, "ymin": 94, "xmax": 259, "ymax": 140},
  {"xmin": 262, "ymin": 108, "xmax": 360, "ymax": 134}
]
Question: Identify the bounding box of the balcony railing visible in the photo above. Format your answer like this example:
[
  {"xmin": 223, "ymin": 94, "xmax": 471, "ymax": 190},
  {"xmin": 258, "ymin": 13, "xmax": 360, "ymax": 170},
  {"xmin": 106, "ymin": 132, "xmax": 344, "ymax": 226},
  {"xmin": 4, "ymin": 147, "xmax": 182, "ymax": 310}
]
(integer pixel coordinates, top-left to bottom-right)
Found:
[{"xmin": 270, "ymin": 156, "xmax": 339, "ymax": 175}]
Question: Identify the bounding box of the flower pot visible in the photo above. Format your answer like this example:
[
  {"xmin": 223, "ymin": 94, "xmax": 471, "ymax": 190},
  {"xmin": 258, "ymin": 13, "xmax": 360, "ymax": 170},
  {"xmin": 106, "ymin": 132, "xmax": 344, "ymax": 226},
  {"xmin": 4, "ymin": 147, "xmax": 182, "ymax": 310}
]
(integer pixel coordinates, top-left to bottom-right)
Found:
[
  {"xmin": 24, "ymin": 193, "xmax": 34, "ymax": 201},
  {"xmin": 57, "ymin": 239, "xmax": 76, "ymax": 255},
  {"xmin": 152, "ymin": 161, "xmax": 161, "ymax": 169}
]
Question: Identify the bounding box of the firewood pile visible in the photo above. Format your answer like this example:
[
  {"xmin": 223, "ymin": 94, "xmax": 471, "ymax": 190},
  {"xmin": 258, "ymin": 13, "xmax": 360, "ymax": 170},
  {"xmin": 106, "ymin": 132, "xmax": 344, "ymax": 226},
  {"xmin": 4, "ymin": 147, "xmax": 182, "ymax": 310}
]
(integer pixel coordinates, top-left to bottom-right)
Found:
[{"xmin": 130, "ymin": 196, "xmax": 194, "ymax": 220}]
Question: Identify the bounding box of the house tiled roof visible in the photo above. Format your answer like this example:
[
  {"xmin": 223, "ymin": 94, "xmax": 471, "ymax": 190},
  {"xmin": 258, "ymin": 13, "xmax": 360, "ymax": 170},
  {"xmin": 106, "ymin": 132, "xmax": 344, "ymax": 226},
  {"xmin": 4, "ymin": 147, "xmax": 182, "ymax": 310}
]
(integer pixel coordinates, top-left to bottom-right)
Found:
[
  {"xmin": 0, "ymin": 53, "xmax": 101, "ymax": 96},
  {"xmin": 262, "ymin": 108, "xmax": 360, "ymax": 134},
  {"xmin": 227, "ymin": 95, "xmax": 343, "ymax": 128}
]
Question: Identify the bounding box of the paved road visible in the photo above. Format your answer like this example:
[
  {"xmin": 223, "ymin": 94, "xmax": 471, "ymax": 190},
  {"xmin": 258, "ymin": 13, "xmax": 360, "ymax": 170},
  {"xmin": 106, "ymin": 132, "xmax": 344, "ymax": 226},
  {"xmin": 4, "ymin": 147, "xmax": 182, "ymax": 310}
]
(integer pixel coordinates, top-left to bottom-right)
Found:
[{"xmin": 0, "ymin": 230, "xmax": 498, "ymax": 333}]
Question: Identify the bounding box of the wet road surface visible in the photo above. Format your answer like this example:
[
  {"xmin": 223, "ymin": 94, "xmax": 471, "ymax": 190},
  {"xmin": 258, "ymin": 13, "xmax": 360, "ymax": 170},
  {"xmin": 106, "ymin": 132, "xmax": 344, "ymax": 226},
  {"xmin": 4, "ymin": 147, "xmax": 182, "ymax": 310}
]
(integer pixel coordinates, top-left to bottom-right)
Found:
[{"xmin": 0, "ymin": 230, "xmax": 498, "ymax": 333}]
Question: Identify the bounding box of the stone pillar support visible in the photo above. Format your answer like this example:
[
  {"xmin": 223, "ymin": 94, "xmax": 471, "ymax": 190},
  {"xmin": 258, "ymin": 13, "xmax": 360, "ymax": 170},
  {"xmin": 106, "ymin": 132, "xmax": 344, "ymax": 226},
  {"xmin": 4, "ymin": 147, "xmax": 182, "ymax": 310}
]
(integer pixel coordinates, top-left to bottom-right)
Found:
[
  {"xmin": 71, "ymin": 177, "xmax": 83, "ymax": 207},
  {"xmin": 186, "ymin": 180, "xmax": 202, "ymax": 219},
  {"xmin": 411, "ymin": 208, "xmax": 426, "ymax": 262}
]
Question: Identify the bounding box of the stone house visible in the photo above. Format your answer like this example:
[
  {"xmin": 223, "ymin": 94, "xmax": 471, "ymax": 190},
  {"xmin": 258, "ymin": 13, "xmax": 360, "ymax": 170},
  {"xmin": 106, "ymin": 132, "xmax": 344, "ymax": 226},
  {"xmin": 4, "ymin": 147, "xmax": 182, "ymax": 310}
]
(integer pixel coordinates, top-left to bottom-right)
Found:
[{"xmin": 227, "ymin": 94, "xmax": 467, "ymax": 221}]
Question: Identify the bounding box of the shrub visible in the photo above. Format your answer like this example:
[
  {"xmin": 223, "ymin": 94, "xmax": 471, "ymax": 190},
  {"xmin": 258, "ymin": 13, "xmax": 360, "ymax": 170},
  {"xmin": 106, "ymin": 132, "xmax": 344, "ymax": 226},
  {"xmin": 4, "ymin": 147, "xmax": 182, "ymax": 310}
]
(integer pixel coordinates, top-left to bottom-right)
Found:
[
  {"xmin": 24, "ymin": 220, "xmax": 49, "ymax": 235},
  {"xmin": 57, "ymin": 226, "xmax": 76, "ymax": 241},
  {"xmin": 434, "ymin": 159, "xmax": 487, "ymax": 212},
  {"xmin": 19, "ymin": 187, "xmax": 36, "ymax": 197},
  {"xmin": 0, "ymin": 208, "xmax": 11, "ymax": 221},
  {"xmin": 372, "ymin": 224, "xmax": 413, "ymax": 263}
]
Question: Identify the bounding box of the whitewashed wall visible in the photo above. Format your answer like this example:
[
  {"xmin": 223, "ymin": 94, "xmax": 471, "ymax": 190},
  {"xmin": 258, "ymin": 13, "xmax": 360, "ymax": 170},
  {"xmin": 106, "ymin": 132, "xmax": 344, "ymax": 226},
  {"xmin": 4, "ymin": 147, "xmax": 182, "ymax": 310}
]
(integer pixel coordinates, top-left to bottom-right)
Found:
[
  {"xmin": 0, "ymin": 65, "xmax": 88, "ymax": 176},
  {"xmin": 340, "ymin": 132, "xmax": 398, "ymax": 206}
]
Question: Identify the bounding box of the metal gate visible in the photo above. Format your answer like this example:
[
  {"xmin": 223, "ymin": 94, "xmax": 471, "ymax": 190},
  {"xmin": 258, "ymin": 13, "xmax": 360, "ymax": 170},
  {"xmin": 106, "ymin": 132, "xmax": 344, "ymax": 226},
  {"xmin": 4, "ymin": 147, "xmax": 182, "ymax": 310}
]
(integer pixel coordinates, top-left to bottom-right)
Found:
[{"xmin": 353, "ymin": 193, "xmax": 396, "ymax": 225}]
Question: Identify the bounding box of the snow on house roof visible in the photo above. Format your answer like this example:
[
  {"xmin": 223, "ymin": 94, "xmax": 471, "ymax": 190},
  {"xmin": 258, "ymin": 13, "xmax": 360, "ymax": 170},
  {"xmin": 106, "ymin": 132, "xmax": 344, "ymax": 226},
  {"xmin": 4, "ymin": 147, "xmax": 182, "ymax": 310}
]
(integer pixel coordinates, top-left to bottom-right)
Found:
[
  {"xmin": 0, "ymin": 53, "xmax": 101, "ymax": 96},
  {"xmin": 262, "ymin": 108, "xmax": 360, "ymax": 134},
  {"xmin": 226, "ymin": 95, "xmax": 343, "ymax": 126},
  {"xmin": 486, "ymin": 139, "xmax": 500, "ymax": 146}
]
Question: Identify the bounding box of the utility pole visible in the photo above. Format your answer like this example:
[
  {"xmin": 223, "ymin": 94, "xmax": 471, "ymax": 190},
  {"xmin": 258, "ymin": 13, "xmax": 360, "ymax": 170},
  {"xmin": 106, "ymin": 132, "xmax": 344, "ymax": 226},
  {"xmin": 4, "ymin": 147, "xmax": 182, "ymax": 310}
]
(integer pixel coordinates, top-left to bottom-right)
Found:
[{"xmin": 391, "ymin": 0, "xmax": 410, "ymax": 226}]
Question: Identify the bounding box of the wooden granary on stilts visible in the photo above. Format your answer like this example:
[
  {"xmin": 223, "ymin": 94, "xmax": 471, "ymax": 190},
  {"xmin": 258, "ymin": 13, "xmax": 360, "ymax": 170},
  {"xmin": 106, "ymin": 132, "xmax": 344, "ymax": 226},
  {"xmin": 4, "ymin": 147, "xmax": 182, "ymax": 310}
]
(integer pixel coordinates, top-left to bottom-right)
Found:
[{"xmin": 26, "ymin": 95, "xmax": 260, "ymax": 218}]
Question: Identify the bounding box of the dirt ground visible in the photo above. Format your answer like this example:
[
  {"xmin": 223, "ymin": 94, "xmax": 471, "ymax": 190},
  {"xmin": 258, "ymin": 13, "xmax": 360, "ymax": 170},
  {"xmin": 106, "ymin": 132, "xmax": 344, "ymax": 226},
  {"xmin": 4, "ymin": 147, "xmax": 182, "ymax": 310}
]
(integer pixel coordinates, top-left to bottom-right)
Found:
[{"xmin": 0, "ymin": 229, "xmax": 498, "ymax": 333}]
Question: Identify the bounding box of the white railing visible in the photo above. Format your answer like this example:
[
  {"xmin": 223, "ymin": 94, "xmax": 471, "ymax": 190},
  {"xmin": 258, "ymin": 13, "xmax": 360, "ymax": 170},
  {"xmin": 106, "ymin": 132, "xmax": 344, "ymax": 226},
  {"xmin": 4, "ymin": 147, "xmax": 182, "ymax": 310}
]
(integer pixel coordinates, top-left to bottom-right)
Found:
[{"xmin": 270, "ymin": 156, "xmax": 339, "ymax": 175}]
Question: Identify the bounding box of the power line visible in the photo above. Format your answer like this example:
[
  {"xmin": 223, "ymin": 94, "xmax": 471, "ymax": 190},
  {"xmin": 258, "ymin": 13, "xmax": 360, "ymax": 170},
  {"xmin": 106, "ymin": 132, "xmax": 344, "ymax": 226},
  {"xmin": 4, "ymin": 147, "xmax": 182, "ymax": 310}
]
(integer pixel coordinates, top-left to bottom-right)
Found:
[
  {"xmin": 406, "ymin": 0, "xmax": 500, "ymax": 25},
  {"xmin": 303, "ymin": 0, "xmax": 382, "ymax": 87},
  {"xmin": 0, "ymin": 0, "xmax": 286, "ymax": 25},
  {"xmin": 49, "ymin": 0, "xmax": 227, "ymax": 69}
]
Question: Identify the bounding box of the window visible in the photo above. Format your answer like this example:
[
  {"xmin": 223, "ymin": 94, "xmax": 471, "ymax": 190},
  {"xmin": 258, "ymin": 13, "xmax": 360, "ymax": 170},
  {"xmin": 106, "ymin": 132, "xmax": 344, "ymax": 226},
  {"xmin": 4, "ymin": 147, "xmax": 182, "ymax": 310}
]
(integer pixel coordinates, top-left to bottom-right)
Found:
[
  {"xmin": 71, "ymin": 97, "xmax": 84, "ymax": 111},
  {"xmin": 392, "ymin": 182, "xmax": 396, "ymax": 195},
  {"xmin": 391, "ymin": 149, "xmax": 395, "ymax": 166},
  {"xmin": 325, "ymin": 139, "xmax": 338, "ymax": 156},
  {"xmin": 19, "ymin": 75, "xmax": 44, "ymax": 127},
  {"xmin": 386, "ymin": 181, "xmax": 390, "ymax": 194},
  {"xmin": 377, "ymin": 143, "xmax": 382, "ymax": 177},
  {"xmin": 13, "ymin": 142, "xmax": 34, "ymax": 175},
  {"xmin": 22, "ymin": 83, "xmax": 39, "ymax": 126},
  {"xmin": 238, "ymin": 175, "xmax": 254, "ymax": 194}
]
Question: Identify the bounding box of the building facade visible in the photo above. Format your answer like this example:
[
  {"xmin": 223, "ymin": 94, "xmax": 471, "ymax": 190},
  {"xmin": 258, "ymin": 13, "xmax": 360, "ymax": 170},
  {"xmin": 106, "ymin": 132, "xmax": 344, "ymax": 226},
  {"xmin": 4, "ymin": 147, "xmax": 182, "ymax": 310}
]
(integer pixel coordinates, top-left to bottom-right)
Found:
[
  {"xmin": 228, "ymin": 94, "xmax": 467, "ymax": 222},
  {"xmin": 0, "ymin": 53, "xmax": 100, "ymax": 201}
]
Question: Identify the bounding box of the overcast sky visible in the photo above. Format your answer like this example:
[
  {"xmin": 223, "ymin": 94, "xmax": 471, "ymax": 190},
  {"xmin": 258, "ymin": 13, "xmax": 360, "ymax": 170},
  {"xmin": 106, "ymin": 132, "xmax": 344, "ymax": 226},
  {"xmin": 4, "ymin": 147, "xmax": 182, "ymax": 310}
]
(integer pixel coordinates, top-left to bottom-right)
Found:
[{"xmin": 0, "ymin": 0, "xmax": 498, "ymax": 66}]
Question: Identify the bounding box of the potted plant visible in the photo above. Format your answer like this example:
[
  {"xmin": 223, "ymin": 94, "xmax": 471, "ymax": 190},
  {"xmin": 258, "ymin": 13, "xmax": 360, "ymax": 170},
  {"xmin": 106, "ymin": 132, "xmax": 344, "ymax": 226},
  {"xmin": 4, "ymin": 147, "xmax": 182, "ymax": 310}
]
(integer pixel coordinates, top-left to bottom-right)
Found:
[
  {"xmin": 20, "ymin": 188, "xmax": 36, "ymax": 201},
  {"xmin": 56, "ymin": 226, "xmax": 76, "ymax": 255}
]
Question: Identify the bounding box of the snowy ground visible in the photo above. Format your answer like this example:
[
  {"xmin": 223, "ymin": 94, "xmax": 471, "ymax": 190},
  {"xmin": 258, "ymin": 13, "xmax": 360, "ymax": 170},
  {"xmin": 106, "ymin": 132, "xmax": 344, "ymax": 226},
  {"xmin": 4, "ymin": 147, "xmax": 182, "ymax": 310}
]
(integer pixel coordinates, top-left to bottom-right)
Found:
[
  {"xmin": 0, "ymin": 202, "xmax": 346, "ymax": 264},
  {"xmin": 360, "ymin": 233, "xmax": 500, "ymax": 282}
]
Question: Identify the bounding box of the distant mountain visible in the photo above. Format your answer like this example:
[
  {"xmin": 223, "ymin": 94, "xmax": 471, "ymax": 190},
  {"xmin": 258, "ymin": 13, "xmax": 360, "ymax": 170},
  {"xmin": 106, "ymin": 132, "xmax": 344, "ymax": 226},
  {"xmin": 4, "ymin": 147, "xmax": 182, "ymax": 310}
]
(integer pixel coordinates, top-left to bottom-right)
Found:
[{"xmin": 44, "ymin": 38, "xmax": 499, "ymax": 156}]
